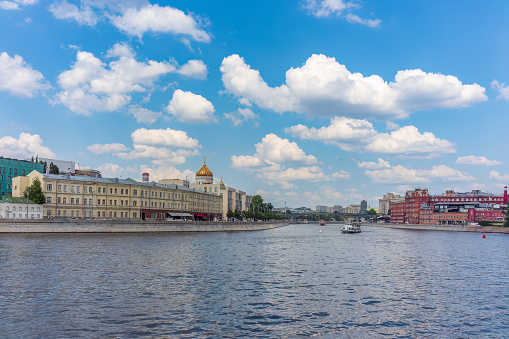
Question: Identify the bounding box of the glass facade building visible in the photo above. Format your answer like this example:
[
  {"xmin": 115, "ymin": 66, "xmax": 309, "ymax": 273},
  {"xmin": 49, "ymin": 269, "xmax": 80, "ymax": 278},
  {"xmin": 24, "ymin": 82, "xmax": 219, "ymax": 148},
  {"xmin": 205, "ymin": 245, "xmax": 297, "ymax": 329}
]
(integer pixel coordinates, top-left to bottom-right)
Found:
[{"xmin": 0, "ymin": 157, "xmax": 44, "ymax": 197}]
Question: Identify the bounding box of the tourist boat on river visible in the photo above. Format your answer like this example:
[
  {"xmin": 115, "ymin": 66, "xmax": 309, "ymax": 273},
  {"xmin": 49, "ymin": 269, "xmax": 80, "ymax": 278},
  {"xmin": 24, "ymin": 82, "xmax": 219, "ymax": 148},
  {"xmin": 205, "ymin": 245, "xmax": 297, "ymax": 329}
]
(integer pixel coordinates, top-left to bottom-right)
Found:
[
  {"xmin": 342, "ymin": 221, "xmax": 361, "ymax": 233},
  {"xmin": 318, "ymin": 220, "xmax": 326, "ymax": 226}
]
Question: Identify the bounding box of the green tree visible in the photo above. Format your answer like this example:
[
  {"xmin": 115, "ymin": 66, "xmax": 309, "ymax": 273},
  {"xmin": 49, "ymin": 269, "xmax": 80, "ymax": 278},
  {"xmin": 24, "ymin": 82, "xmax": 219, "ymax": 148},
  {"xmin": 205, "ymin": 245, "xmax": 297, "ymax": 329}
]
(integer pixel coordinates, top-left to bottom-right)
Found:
[
  {"xmin": 227, "ymin": 209, "xmax": 234, "ymax": 221},
  {"xmin": 387, "ymin": 208, "xmax": 391, "ymax": 215},
  {"xmin": 503, "ymin": 210, "xmax": 509, "ymax": 227},
  {"xmin": 367, "ymin": 208, "xmax": 376, "ymax": 215},
  {"xmin": 234, "ymin": 209, "xmax": 241, "ymax": 220},
  {"xmin": 23, "ymin": 177, "xmax": 46, "ymax": 204},
  {"xmin": 49, "ymin": 162, "xmax": 59, "ymax": 174}
]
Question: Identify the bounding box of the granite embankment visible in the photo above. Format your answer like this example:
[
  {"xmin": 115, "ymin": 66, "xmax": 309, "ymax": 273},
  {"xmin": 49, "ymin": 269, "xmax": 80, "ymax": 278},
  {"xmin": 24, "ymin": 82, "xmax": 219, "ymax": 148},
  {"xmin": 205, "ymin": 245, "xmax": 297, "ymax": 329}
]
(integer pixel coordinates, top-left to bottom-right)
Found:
[
  {"xmin": 0, "ymin": 219, "xmax": 288, "ymax": 233},
  {"xmin": 368, "ymin": 223, "xmax": 509, "ymax": 234}
]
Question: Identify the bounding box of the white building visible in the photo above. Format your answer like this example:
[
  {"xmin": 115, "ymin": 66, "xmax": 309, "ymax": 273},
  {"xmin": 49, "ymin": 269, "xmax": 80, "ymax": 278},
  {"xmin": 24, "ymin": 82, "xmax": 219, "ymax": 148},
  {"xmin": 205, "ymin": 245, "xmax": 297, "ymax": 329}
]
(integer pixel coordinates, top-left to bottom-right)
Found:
[
  {"xmin": 379, "ymin": 193, "xmax": 403, "ymax": 215},
  {"xmin": 40, "ymin": 158, "xmax": 76, "ymax": 174},
  {"xmin": 316, "ymin": 205, "xmax": 328, "ymax": 213},
  {"xmin": 0, "ymin": 197, "xmax": 43, "ymax": 219}
]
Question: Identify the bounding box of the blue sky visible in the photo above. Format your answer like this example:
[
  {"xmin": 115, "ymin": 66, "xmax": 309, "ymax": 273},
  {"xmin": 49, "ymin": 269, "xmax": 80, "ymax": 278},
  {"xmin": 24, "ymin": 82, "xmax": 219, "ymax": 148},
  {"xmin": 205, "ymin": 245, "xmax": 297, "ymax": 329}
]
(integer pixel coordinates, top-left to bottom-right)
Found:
[{"xmin": 1, "ymin": 0, "xmax": 509, "ymax": 209}]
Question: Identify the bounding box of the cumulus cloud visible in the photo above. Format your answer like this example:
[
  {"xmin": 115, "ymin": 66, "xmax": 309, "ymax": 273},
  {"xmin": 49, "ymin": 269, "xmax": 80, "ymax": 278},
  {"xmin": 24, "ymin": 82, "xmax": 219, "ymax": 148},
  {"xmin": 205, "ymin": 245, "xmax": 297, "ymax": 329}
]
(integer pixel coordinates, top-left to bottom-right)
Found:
[
  {"xmin": 87, "ymin": 143, "xmax": 129, "ymax": 154},
  {"xmin": 0, "ymin": 133, "xmax": 56, "ymax": 158},
  {"xmin": 115, "ymin": 144, "xmax": 187, "ymax": 165},
  {"xmin": 105, "ymin": 42, "xmax": 135, "ymax": 58},
  {"xmin": 127, "ymin": 106, "xmax": 162, "ymax": 125},
  {"xmin": 224, "ymin": 108, "xmax": 259, "ymax": 127},
  {"xmin": 139, "ymin": 164, "xmax": 195, "ymax": 182},
  {"xmin": 175, "ymin": 59, "xmax": 208, "ymax": 79},
  {"xmin": 221, "ymin": 54, "xmax": 487, "ymax": 120},
  {"xmin": 0, "ymin": 1, "xmax": 20, "ymax": 10},
  {"xmin": 354, "ymin": 158, "xmax": 391, "ymax": 169},
  {"xmin": 488, "ymin": 171, "xmax": 509, "ymax": 181},
  {"xmin": 53, "ymin": 49, "xmax": 205, "ymax": 115},
  {"xmin": 96, "ymin": 162, "xmax": 139, "ymax": 178},
  {"xmin": 131, "ymin": 127, "xmax": 200, "ymax": 149},
  {"xmin": 286, "ymin": 117, "xmax": 456, "ymax": 157},
  {"xmin": 0, "ymin": 52, "xmax": 50, "ymax": 97},
  {"xmin": 491, "ymin": 80, "xmax": 509, "ymax": 100},
  {"xmin": 456, "ymin": 155, "xmax": 502, "ymax": 166},
  {"xmin": 345, "ymin": 13, "xmax": 381, "ymax": 28},
  {"xmin": 166, "ymin": 89, "xmax": 216, "ymax": 123},
  {"xmin": 110, "ymin": 4, "xmax": 211, "ymax": 42},
  {"xmin": 49, "ymin": 1, "xmax": 98, "ymax": 26},
  {"xmin": 231, "ymin": 133, "xmax": 317, "ymax": 169},
  {"xmin": 302, "ymin": 0, "xmax": 353, "ymax": 18},
  {"xmin": 365, "ymin": 164, "xmax": 474, "ymax": 184}
]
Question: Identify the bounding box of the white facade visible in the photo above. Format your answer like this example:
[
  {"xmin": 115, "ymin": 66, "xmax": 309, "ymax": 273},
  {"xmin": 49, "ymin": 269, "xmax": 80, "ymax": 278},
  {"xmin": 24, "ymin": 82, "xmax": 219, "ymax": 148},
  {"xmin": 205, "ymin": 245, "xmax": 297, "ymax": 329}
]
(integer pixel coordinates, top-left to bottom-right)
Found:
[{"xmin": 0, "ymin": 201, "xmax": 43, "ymax": 219}]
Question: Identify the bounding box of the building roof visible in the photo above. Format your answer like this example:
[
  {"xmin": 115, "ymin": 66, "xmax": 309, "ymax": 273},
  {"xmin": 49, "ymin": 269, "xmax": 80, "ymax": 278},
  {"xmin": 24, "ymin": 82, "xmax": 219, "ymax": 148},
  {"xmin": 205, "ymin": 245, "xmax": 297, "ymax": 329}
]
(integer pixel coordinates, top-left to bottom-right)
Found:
[{"xmin": 0, "ymin": 197, "xmax": 38, "ymax": 204}]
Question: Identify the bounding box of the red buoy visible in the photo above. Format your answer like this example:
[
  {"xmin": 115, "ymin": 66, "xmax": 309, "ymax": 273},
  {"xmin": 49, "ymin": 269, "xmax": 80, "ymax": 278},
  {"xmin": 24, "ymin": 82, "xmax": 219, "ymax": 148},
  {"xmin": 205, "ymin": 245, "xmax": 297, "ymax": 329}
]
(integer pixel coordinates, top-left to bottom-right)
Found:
[{"xmin": 483, "ymin": 234, "xmax": 486, "ymax": 238}]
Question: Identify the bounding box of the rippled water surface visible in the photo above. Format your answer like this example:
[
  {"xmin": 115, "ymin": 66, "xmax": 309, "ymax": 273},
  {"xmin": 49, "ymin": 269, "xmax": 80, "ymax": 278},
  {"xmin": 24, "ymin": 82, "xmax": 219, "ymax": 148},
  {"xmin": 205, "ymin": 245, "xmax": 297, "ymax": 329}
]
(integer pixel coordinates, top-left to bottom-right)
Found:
[{"xmin": 1, "ymin": 224, "xmax": 508, "ymax": 338}]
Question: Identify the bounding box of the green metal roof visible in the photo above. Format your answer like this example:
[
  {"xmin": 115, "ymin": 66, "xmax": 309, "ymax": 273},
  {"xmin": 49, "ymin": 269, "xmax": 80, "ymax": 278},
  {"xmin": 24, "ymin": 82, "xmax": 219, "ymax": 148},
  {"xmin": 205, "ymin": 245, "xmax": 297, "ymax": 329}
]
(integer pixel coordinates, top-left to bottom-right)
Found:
[{"xmin": 0, "ymin": 197, "xmax": 37, "ymax": 204}]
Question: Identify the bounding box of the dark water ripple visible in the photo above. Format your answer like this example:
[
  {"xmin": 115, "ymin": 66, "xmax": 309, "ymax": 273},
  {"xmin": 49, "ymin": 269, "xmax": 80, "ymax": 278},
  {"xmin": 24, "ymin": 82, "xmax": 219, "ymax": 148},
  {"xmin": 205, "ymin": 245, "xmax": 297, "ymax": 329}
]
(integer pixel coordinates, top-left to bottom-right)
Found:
[{"xmin": 1, "ymin": 225, "xmax": 508, "ymax": 338}]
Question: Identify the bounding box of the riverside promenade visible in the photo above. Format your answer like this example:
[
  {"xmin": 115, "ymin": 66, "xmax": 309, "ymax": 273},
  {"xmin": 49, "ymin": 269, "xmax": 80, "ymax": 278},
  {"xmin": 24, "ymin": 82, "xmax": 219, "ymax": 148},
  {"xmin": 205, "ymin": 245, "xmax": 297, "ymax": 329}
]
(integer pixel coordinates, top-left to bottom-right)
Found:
[
  {"xmin": 0, "ymin": 219, "xmax": 289, "ymax": 233},
  {"xmin": 367, "ymin": 223, "xmax": 509, "ymax": 234}
]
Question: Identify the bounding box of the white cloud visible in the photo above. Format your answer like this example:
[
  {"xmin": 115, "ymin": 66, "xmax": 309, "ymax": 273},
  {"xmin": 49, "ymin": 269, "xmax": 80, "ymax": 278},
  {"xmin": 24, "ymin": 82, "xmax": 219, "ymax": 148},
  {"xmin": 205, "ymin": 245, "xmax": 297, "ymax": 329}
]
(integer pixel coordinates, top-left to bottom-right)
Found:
[
  {"xmin": 96, "ymin": 162, "xmax": 138, "ymax": 178},
  {"xmin": 488, "ymin": 171, "xmax": 509, "ymax": 181},
  {"xmin": 131, "ymin": 127, "xmax": 200, "ymax": 148},
  {"xmin": 355, "ymin": 158, "xmax": 391, "ymax": 169},
  {"xmin": 48, "ymin": 1, "xmax": 98, "ymax": 26},
  {"xmin": 110, "ymin": 4, "xmax": 211, "ymax": 42},
  {"xmin": 0, "ymin": 133, "xmax": 56, "ymax": 158},
  {"xmin": 224, "ymin": 108, "xmax": 259, "ymax": 127},
  {"xmin": 105, "ymin": 42, "xmax": 135, "ymax": 58},
  {"xmin": 345, "ymin": 13, "xmax": 381, "ymax": 28},
  {"xmin": 491, "ymin": 80, "xmax": 509, "ymax": 100},
  {"xmin": 0, "ymin": 1, "xmax": 19, "ymax": 10},
  {"xmin": 261, "ymin": 166, "xmax": 331, "ymax": 182},
  {"xmin": 140, "ymin": 165, "xmax": 195, "ymax": 182},
  {"xmin": 365, "ymin": 164, "xmax": 474, "ymax": 184},
  {"xmin": 87, "ymin": 143, "xmax": 129, "ymax": 154},
  {"xmin": 386, "ymin": 121, "xmax": 400, "ymax": 130},
  {"xmin": 456, "ymin": 155, "xmax": 502, "ymax": 166},
  {"xmin": 302, "ymin": 0, "xmax": 352, "ymax": 17},
  {"xmin": 0, "ymin": 52, "xmax": 50, "ymax": 97},
  {"xmin": 127, "ymin": 106, "xmax": 162, "ymax": 125},
  {"xmin": 221, "ymin": 54, "xmax": 487, "ymax": 120},
  {"xmin": 166, "ymin": 89, "xmax": 216, "ymax": 123},
  {"xmin": 239, "ymin": 133, "xmax": 317, "ymax": 166},
  {"xmin": 54, "ymin": 49, "xmax": 205, "ymax": 115},
  {"xmin": 286, "ymin": 117, "xmax": 456, "ymax": 157},
  {"xmin": 115, "ymin": 144, "xmax": 187, "ymax": 165},
  {"xmin": 176, "ymin": 59, "xmax": 207, "ymax": 79},
  {"xmin": 231, "ymin": 155, "xmax": 265, "ymax": 169}
]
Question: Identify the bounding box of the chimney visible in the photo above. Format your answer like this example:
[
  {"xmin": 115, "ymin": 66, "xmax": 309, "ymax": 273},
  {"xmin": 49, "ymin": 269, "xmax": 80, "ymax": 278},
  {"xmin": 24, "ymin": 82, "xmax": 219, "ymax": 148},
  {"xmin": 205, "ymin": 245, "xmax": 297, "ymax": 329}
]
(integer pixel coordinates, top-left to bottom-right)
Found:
[
  {"xmin": 142, "ymin": 172, "xmax": 149, "ymax": 182},
  {"xmin": 504, "ymin": 186, "xmax": 507, "ymax": 205}
]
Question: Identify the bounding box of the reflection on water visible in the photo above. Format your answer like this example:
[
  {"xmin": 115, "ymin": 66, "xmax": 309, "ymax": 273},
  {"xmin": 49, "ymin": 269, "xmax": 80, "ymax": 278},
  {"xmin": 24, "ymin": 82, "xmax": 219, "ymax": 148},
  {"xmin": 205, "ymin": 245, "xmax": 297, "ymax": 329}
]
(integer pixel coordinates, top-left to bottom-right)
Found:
[{"xmin": 1, "ymin": 225, "xmax": 508, "ymax": 337}]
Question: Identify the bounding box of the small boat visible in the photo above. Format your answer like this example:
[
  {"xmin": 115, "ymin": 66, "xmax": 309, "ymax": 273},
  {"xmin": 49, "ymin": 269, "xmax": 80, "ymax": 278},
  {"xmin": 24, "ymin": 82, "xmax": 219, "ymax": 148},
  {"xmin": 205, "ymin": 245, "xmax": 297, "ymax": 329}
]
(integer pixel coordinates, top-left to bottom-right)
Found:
[
  {"xmin": 318, "ymin": 220, "xmax": 326, "ymax": 226},
  {"xmin": 342, "ymin": 221, "xmax": 361, "ymax": 233}
]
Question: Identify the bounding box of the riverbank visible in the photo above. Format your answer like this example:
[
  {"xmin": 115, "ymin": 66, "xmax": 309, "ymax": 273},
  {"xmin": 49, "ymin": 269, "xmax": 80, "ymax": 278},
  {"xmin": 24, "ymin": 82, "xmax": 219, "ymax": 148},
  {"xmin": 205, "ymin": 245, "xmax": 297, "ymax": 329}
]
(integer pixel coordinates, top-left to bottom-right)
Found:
[
  {"xmin": 0, "ymin": 219, "xmax": 289, "ymax": 233},
  {"xmin": 367, "ymin": 223, "xmax": 509, "ymax": 234}
]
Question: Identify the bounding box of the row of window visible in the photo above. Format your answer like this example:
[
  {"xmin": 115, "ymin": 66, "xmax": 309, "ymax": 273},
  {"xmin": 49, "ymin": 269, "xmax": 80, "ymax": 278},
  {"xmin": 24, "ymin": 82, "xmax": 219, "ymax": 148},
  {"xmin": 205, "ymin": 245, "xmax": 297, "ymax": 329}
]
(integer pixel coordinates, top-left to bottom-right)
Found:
[
  {"xmin": 47, "ymin": 210, "xmax": 138, "ymax": 218},
  {"xmin": 0, "ymin": 167, "xmax": 26, "ymax": 176},
  {"xmin": 3, "ymin": 206, "xmax": 41, "ymax": 212},
  {"xmin": 4, "ymin": 213, "xmax": 41, "ymax": 218},
  {"xmin": 46, "ymin": 184, "xmax": 188, "ymax": 200}
]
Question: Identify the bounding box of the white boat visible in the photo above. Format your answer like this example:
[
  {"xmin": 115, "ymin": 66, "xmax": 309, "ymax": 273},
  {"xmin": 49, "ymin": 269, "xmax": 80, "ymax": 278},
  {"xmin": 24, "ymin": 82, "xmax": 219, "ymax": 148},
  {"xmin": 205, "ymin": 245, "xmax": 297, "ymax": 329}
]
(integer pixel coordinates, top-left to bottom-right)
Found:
[{"xmin": 342, "ymin": 221, "xmax": 361, "ymax": 233}]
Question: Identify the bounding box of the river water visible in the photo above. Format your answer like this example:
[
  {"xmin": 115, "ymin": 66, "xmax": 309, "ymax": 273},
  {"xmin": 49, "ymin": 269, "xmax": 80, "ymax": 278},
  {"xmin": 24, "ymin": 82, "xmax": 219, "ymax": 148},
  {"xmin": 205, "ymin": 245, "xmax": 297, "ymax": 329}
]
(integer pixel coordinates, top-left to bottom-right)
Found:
[{"xmin": 0, "ymin": 224, "xmax": 508, "ymax": 338}]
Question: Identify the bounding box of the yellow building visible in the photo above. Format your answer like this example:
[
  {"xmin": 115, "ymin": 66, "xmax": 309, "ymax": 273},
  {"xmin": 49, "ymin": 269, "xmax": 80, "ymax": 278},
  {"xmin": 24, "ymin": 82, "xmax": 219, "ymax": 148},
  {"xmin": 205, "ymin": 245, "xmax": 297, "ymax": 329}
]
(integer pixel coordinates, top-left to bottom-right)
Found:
[
  {"xmin": 188, "ymin": 158, "xmax": 251, "ymax": 220},
  {"xmin": 12, "ymin": 171, "xmax": 222, "ymax": 220}
]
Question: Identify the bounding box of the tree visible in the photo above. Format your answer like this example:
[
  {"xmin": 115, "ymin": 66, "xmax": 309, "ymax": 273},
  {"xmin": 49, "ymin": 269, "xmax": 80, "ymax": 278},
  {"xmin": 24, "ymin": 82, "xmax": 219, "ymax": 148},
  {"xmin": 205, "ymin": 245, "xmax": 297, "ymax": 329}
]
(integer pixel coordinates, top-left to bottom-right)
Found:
[
  {"xmin": 23, "ymin": 177, "xmax": 46, "ymax": 204},
  {"xmin": 367, "ymin": 208, "xmax": 376, "ymax": 215},
  {"xmin": 504, "ymin": 209, "xmax": 509, "ymax": 227},
  {"xmin": 227, "ymin": 209, "xmax": 234, "ymax": 221},
  {"xmin": 388, "ymin": 208, "xmax": 391, "ymax": 215},
  {"xmin": 234, "ymin": 209, "xmax": 241, "ymax": 220},
  {"xmin": 49, "ymin": 162, "xmax": 59, "ymax": 174}
]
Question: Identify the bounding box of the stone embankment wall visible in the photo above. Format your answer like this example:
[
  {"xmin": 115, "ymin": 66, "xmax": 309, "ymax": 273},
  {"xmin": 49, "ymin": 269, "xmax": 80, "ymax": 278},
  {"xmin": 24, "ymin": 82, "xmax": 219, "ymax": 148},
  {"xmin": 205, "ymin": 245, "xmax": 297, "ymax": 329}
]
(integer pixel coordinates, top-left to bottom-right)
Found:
[
  {"xmin": 368, "ymin": 223, "xmax": 509, "ymax": 234},
  {"xmin": 0, "ymin": 219, "xmax": 288, "ymax": 233}
]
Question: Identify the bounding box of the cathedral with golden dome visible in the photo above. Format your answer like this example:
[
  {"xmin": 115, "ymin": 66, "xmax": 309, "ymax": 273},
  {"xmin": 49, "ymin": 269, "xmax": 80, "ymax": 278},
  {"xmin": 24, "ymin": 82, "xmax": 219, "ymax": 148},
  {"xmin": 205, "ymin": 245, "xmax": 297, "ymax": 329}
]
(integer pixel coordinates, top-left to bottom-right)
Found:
[{"xmin": 195, "ymin": 157, "xmax": 214, "ymax": 184}]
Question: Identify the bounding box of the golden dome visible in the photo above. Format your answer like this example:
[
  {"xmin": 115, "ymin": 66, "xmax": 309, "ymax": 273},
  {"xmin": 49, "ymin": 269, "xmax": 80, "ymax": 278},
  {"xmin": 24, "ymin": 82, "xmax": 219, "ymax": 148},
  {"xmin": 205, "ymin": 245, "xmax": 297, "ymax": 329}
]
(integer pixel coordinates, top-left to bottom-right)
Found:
[
  {"xmin": 205, "ymin": 179, "xmax": 211, "ymax": 184},
  {"xmin": 196, "ymin": 157, "xmax": 213, "ymax": 177},
  {"xmin": 219, "ymin": 177, "xmax": 224, "ymax": 185}
]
